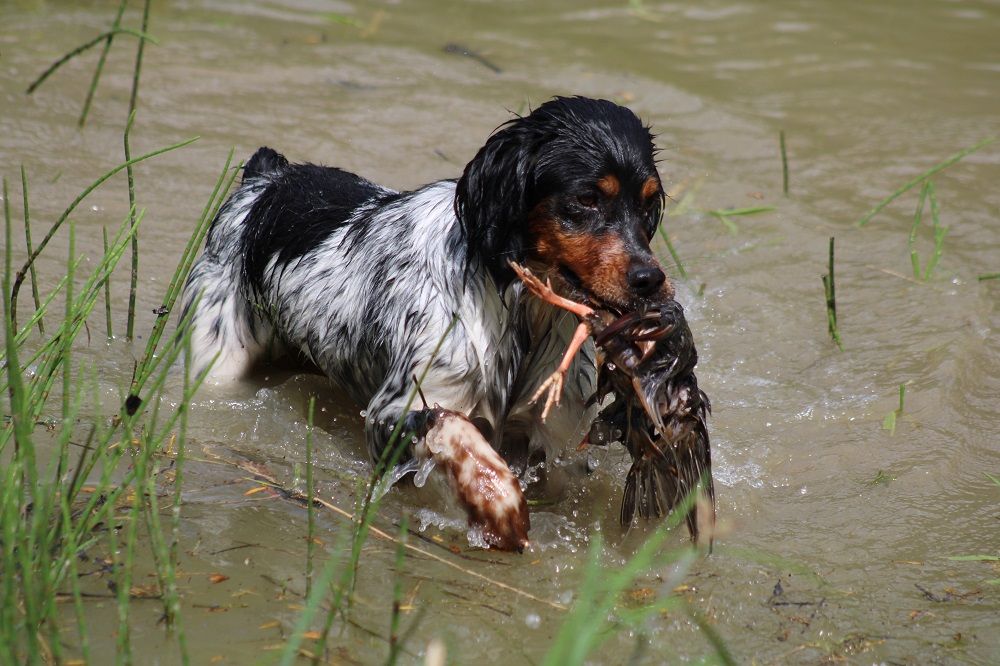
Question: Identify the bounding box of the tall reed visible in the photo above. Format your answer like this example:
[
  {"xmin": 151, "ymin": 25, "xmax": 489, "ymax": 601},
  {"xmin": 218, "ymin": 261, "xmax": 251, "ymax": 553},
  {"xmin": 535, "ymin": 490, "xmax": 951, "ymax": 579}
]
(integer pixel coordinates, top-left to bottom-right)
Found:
[{"xmin": 0, "ymin": 147, "xmax": 234, "ymax": 663}]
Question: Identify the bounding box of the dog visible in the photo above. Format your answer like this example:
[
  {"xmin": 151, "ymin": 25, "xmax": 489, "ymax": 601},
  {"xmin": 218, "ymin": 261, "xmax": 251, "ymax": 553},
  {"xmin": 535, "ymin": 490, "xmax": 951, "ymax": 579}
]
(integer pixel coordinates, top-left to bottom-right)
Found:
[{"xmin": 182, "ymin": 96, "xmax": 672, "ymax": 550}]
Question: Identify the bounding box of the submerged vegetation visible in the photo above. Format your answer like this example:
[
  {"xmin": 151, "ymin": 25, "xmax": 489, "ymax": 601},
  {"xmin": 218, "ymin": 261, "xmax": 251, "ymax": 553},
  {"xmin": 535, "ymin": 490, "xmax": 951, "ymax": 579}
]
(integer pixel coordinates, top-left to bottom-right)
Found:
[
  {"xmin": 821, "ymin": 237, "xmax": 842, "ymax": 351},
  {"xmin": 881, "ymin": 383, "xmax": 906, "ymax": 435}
]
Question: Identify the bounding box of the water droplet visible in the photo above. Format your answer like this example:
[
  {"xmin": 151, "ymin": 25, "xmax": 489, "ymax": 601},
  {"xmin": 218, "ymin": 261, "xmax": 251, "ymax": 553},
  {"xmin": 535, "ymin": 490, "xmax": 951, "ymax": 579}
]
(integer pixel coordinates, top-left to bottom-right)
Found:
[
  {"xmin": 359, "ymin": 410, "xmax": 367, "ymax": 418},
  {"xmin": 606, "ymin": 363, "xmax": 616, "ymax": 371},
  {"xmin": 525, "ymin": 613, "xmax": 541, "ymax": 629}
]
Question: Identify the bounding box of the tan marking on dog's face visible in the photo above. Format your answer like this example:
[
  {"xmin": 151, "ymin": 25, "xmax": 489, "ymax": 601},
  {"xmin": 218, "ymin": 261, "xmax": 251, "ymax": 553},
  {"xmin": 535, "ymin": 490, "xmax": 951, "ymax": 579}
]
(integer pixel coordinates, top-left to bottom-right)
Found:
[
  {"xmin": 596, "ymin": 174, "xmax": 620, "ymax": 198},
  {"xmin": 641, "ymin": 176, "xmax": 661, "ymax": 201},
  {"xmin": 529, "ymin": 212, "xmax": 634, "ymax": 309}
]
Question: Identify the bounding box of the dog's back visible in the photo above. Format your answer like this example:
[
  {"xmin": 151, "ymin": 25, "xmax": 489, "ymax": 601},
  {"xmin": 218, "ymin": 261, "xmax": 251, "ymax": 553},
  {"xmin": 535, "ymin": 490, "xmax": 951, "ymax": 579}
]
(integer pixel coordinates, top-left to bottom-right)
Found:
[{"xmin": 182, "ymin": 147, "xmax": 387, "ymax": 381}]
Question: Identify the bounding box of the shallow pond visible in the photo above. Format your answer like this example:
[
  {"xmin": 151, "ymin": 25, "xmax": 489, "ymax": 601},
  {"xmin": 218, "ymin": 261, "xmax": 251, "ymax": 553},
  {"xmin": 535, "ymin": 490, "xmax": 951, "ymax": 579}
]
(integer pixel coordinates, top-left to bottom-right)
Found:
[{"xmin": 2, "ymin": 0, "xmax": 999, "ymax": 663}]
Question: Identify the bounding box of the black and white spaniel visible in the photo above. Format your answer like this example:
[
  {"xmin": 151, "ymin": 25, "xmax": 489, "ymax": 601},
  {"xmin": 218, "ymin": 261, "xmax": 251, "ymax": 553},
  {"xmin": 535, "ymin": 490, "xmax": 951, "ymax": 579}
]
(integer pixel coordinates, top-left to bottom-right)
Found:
[{"xmin": 182, "ymin": 96, "xmax": 672, "ymax": 550}]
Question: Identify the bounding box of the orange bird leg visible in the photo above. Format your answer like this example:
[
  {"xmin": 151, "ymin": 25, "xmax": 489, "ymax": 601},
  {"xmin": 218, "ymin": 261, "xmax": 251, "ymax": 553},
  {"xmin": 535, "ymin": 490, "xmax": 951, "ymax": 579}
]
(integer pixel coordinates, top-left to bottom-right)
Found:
[
  {"xmin": 509, "ymin": 262, "xmax": 595, "ymax": 319},
  {"xmin": 531, "ymin": 320, "xmax": 592, "ymax": 421},
  {"xmin": 509, "ymin": 263, "xmax": 598, "ymax": 421}
]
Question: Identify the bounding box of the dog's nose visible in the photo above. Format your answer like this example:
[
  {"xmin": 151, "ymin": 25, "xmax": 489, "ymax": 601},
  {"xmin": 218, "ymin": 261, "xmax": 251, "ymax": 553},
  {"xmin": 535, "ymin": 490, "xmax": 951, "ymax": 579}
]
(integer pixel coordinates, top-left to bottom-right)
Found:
[{"xmin": 627, "ymin": 264, "xmax": 666, "ymax": 296}]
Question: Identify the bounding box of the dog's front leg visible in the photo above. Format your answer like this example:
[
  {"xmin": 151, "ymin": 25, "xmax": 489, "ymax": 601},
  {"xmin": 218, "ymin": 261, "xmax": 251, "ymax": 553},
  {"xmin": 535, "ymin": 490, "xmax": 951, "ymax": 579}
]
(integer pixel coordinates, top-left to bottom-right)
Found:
[
  {"xmin": 366, "ymin": 398, "xmax": 530, "ymax": 551},
  {"xmin": 408, "ymin": 407, "xmax": 530, "ymax": 551}
]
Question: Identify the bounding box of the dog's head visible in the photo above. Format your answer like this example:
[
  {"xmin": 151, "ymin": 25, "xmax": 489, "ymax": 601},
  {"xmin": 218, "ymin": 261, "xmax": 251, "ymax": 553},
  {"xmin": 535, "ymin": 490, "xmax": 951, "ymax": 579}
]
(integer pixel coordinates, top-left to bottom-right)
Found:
[{"xmin": 456, "ymin": 96, "xmax": 672, "ymax": 311}]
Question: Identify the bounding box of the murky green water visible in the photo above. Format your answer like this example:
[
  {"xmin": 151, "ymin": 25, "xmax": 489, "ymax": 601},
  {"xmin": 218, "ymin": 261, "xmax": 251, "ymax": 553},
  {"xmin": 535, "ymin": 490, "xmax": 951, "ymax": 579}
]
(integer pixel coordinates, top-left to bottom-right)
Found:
[{"xmin": 3, "ymin": 0, "xmax": 999, "ymax": 663}]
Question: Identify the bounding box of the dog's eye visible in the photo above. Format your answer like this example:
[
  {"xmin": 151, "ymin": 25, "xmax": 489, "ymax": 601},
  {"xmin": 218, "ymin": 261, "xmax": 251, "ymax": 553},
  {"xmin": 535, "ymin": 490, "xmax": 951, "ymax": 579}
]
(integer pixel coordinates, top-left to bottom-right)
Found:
[{"xmin": 576, "ymin": 194, "xmax": 598, "ymax": 209}]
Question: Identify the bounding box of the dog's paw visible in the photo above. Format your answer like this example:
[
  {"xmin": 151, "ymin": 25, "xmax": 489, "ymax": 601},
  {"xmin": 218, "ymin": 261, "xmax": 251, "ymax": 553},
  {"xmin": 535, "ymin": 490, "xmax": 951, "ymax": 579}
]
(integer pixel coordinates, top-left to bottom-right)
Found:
[{"xmin": 420, "ymin": 408, "xmax": 531, "ymax": 552}]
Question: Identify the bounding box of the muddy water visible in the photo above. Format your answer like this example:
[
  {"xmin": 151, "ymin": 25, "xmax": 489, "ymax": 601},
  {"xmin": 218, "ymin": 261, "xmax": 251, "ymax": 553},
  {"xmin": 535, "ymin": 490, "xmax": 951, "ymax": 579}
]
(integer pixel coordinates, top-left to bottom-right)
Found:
[{"xmin": 3, "ymin": 0, "xmax": 1000, "ymax": 663}]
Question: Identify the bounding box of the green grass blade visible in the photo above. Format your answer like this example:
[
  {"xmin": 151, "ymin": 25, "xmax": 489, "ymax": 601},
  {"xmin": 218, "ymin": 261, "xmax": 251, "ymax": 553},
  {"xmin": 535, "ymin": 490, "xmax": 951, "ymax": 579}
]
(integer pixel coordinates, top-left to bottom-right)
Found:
[
  {"xmin": 276, "ymin": 527, "xmax": 353, "ymax": 666},
  {"xmin": 856, "ymin": 136, "xmax": 996, "ymax": 227},
  {"xmin": 102, "ymin": 226, "xmax": 113, "ymax": 338},
  {"xmin": 25, "ymin": 27, "xmax": 156, "ymax": 95},
  {"xmin": 684, "ymin": 601, "xmax": 736, "ymax": 666},
  {"xmin": 923, "ymin": 181, "xmax": 946, "ymax": 280},
  {"xmin": 125, "ymin": 0, "xmax": 152, "ymax": 340},
  {"xmin": 125, "ymin": 110, "xmax": 140, "ymax": 340},
  {"xmin": 779, "ymin": 129, "xmax": 789, "ymax": 195},
  {"xmin": 10, "ymin": 136, "xmax": 199, "ymax": 324},
  {"xmin": 822, "ymin": 237, "xmax": 842, "ymax": 350},
  {"xmin": 657, "ymin": 224, "xmax": 688, "ymax": 280},
  {"xmin": 908, "ymin": 180, "xmax": 929, "ymax": 279},
  {"xmin": 387, "ymin": 516, "xmax": 408, "ymax": 665},
  {"xmin": 20, "ymin": 166, "xmax": 43, "ymax": 335},
  {"xmin": 132, "ymin": 150, "xmax": 238, "ymax": 393},
  {"xmin": 306, "ymin": 397, "xmax": 316, "ymax": 598},
  {"xmin": 78, "ymin": 0, "xmax": 129, "ymax": 127}
]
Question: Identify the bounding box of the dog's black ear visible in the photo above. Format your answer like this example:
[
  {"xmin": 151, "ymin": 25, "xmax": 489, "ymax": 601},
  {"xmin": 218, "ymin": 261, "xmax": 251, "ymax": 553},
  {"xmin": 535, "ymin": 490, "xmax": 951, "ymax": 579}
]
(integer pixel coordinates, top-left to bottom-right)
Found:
[{"xmin": 455, "ymin": 121, "xmax": 537, "ymax": 289}]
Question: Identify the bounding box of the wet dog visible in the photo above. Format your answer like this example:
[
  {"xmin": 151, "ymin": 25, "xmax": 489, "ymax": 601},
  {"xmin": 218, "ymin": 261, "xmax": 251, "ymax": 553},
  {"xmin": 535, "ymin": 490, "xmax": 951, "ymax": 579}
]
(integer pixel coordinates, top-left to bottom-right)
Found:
[{"xmin": 182, "ymin": 96, "xmax": 671, "ymax": 549}]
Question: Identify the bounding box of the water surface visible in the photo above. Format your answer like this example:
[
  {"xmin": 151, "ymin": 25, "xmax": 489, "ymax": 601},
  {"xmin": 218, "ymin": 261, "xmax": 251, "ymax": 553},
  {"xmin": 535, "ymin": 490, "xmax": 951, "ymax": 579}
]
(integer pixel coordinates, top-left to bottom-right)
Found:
[{"xmin": 2, "ymin": 0, "xmax": 999, "ymax": 663}]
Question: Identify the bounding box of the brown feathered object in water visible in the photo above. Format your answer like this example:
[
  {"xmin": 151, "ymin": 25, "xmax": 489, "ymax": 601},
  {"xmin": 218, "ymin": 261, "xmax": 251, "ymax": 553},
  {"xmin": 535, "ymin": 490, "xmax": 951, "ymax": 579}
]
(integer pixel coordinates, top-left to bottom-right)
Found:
[
  {"xmin": 510, "ymin": 262, "xmax": 714, "ymax": 545},
  {"xmin": 588, "ymin": 302, "xmax": 714, "ymax": 541}
]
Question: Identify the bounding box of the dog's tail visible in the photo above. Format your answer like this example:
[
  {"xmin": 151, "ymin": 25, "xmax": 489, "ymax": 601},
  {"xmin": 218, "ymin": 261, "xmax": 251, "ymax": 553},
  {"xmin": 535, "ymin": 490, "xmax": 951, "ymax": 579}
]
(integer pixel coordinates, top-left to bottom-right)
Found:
[
  {"xmin": 243, "ymin": 146, "xmax": 288, "ymax": 182},
  {"xmin": 180, "ymin": 147, "xmax": 284, "ymax": 381}
]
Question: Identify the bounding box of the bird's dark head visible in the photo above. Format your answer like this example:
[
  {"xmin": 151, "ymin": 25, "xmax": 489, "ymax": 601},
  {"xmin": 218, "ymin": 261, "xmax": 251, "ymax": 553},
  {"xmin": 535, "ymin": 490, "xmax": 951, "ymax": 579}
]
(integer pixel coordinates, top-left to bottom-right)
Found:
[{"xmin": 455, "ymin": 96, "xmax": 673, "ymax": 311}]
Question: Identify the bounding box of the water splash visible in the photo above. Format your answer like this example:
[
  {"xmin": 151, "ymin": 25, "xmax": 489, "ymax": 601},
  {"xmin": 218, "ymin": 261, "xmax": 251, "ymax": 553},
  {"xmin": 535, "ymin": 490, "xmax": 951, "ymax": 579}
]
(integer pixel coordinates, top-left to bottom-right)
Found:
[
  {"xmin": 413, "ymin": 457, "xmax": 436, "ymax": 488},
  {"xmin": 375, "ymin": 458, "xmax": 421, "ymax": 500}
]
